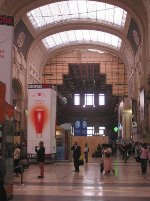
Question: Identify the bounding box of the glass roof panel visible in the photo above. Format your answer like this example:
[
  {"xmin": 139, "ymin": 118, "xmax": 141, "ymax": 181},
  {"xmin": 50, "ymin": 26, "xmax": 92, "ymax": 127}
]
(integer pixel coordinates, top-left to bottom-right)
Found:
[
  {"xmin": 60, "ymin": 32, "xmax": 69, "ymax": 43},
  {"xmin": 42, "ymin": 30, "xmax": 122, "ymax": 50},
  {"xmin": 27, "ymin": 0, "xmax": 127, "ymax": 29},
  {"xmin": 77, "ymin": 30, "xmax": 83, "ymax": 41},
  {"xmin": 68, "ymin": 1, "xmax": 79, "ymax": 19},
  {"xmin": 68, "ymin": 31, "xmax": 76, "ymax": 41},
  {"xmin": 82, "ymin": 30, "xmax": 89, "ymax": 41}
]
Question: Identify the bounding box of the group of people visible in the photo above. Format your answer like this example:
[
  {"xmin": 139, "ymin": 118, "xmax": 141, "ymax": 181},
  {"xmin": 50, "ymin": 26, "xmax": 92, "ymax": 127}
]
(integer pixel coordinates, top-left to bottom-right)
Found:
[
  {"xmin": 1, "ymin": 140, "xmax": 150, "ymax": 201},
  {"xmin": 14, "ymin": 141, "xmax": 46, "ymax": 179},
  {"xmin": 14, "ymin": 140, "xmax": 150, "ymax": 177},
  {"xmin": 71, "ymin": 141, "xmax": 150, "ymax": 176},
  {"xmin": 71, "ymin": 141, "xmax": 114, "ymax": 175}
]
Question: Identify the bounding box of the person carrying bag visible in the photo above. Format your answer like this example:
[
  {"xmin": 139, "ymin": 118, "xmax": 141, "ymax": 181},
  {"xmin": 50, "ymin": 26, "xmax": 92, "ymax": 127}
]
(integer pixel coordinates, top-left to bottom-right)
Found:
[
  {"xmin": 71, "ymin": 141, "xmax": 81, "ymax": 172},
  {"xmin": 78, "ymin": 155, "xmax": 84, "ymax": 166}
]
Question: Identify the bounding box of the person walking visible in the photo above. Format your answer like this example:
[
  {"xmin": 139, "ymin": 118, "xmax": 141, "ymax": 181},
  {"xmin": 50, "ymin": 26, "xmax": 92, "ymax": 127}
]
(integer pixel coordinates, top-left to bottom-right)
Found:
[
  {"xmin": 103, "ymin": 144, "xmax": 114, "ymax": 175},
  {"xmin": 35, "ymin": 141, "xmax": 45, "ymax": 178},
  {"xmin": 71, "ymin": 141, "xmax": 81, "ymax": 172},
  {"xmin": 84, "ymin": 143, "xmax": 89, "ymax": 163},
  {"xmin": 140, "ymin": 143, "xmax": 149, "ymax": 175},
  {"xmin": 122, "ymin": 143, "xmax": 130, "ymax": 163},
  {"xmin": 0, "ymin": 153, "xmax": 7, "ymax": 201}
]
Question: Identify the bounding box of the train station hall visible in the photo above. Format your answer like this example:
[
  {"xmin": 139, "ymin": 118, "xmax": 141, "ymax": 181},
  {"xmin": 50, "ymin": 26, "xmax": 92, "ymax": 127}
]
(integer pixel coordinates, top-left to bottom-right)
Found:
[{"xmin": 0, "ymin": 0, "xmax": 150, "ymax": 201}]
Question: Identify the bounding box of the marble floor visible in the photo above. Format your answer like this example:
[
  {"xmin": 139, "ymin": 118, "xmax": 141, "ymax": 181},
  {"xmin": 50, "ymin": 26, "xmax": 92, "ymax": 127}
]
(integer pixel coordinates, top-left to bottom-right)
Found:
[{"xmin": 13, "ymin": 156, "xmax": 150, "ymax": 201}]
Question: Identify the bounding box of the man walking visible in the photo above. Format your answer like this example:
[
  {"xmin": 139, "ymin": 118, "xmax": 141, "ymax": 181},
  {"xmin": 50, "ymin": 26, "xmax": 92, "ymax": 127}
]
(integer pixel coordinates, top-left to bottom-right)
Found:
[{"xmin": 71, "ymin": 141, "xmax": 81, "ymax": 172}]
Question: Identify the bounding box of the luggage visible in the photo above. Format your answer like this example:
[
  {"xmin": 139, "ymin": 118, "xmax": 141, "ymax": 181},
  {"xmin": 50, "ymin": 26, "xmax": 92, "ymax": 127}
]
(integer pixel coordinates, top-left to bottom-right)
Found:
[{"xmin": 78, "ymin": 155, "xmax": 84, "ymax": 166}]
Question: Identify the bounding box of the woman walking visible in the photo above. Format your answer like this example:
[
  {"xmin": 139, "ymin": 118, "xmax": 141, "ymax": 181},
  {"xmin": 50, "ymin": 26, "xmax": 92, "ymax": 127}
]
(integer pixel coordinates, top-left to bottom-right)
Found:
[
  {"xmin": 140, "ymin": 143, "xmax": 149, "ymax": 175},
  {"xmin": 103, "ymin": 144, "xmax": 114, "ymax": 175}
]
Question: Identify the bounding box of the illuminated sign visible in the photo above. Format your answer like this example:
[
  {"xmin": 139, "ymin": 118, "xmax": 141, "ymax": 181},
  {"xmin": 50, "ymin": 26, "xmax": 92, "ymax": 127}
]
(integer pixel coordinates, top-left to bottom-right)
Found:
[{"xmin": 114, "ymin": 127, "xmax": 118, "ymax": 132}]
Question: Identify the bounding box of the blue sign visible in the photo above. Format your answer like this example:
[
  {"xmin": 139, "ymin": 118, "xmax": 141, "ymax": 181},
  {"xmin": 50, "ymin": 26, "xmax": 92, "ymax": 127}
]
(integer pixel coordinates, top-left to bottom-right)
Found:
[
  {"xmin": 75, "ymin": 121, "xmax": 81, "ymax": 129},
  {"xmin": 74, "ymin": 120, "xmax": 87, "ymax": 136},
  {"xmin": 82, "ymin": 121, "xmax": 87, "ymax": 129}
]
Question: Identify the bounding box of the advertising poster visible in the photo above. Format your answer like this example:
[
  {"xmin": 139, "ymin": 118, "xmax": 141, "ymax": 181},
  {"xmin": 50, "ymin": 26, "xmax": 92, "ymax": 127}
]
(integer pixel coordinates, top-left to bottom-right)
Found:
[
  {"xmin": 81, "ymin": 120, "xmax": 87, "ymax": 136},
  {"xmin": 27, "ymin": 84, "xmax": 57, "ymax": 154},
  {"xmin": 74, "ymin": 120, "xmax": 81, "ymax": 136},
  {"xmin": 74, "ymin": 120, "xmax": 87, "ymax": 136},
  {"xmin": 0, "ymin": 15, "xmax": 14, "ymax": 104}
]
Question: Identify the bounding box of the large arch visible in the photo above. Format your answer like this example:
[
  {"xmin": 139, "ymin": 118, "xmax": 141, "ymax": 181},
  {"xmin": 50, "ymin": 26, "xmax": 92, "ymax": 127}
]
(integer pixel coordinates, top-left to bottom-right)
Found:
[
  {"xmin": 1, "ymin": 1, "xmax": 146, "ymax": 82},
  {"xmin": 0, "ymin": 0, "xmax": 150, "ymax": 141}
]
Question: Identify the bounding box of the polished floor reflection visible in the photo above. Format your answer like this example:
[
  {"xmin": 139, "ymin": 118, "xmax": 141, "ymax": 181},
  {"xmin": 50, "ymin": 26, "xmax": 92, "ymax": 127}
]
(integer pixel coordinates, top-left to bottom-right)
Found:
[{"xmin": 13, "ymin": 156, "xmax": 150, "ymax": 201}]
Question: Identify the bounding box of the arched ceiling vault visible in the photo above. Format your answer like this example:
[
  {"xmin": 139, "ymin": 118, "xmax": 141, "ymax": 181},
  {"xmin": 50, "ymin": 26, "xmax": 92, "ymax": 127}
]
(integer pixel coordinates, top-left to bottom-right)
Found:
[
  {"xmin": 44, "ymin": 44, "xmax": 125, "ymax": 63},
  {"xmin": 28, "ymin": 38, "xmax": 132, "ymax": 72},
  {"xmin": 37, "ymin": 41, "xmax": 132, "ymax": 72},
  {"xmin": 0, "ymin": 0, "xmax": 147, "ymax": 78},
  {"xmin": 1, "ymin": 0, "xmax": 148, "ymax": 126},
  {"xmin": 28, "ymin": 28, "xmax": 132, "ymax": 74},
  {"xmin": 27, "ymin": 20, "xmax": 125, "ymax": 39},
  {"xmin": 2, "ymin": 0, "xmax": 147, "ymax": 25},
  {"xmin": 27, "ymin": 21, "xmax": 130, "ymax": 66},
  {"xmin": 21, "ymin": 0, "xmax": 136, "ymax": 71}
]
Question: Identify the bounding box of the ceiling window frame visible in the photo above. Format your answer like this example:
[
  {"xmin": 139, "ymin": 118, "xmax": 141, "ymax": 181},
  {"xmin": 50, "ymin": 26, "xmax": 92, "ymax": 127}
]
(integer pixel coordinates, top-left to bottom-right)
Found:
[
  {"xmin": 27, "ymin": 1, "xmax": 127, "ymax": 30},
  {"xmin": 42, "ymin": 30, "xmax": 122, "ymax": 50}
]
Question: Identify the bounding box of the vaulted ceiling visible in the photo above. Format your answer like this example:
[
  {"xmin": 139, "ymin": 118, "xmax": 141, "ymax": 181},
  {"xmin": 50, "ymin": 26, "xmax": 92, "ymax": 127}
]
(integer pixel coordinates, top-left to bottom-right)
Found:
[{"xmin": 0, "ymin": 0, "xmax": 148, "ymax": 129}]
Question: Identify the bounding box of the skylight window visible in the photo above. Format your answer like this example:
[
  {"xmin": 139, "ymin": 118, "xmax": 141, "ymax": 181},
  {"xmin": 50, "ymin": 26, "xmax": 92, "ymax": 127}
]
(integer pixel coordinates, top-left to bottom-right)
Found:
[
  {"xmin": 27, "ymin": 1, "xmax": 127, "ymax": 29},
  {"xmin": 42, "ymin": 30, "xmax": 122, "ymax": 50}
]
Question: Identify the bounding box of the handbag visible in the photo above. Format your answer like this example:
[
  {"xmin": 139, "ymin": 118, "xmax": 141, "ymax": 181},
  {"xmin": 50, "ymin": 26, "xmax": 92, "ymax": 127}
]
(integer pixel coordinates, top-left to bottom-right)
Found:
[
  {"xmin": 105, "ymin": 152, "xmax": 111, "ymax": 157},
  {"xmin": 78, "ymin": 155, "xmax": 84, "ymax": 166}
]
